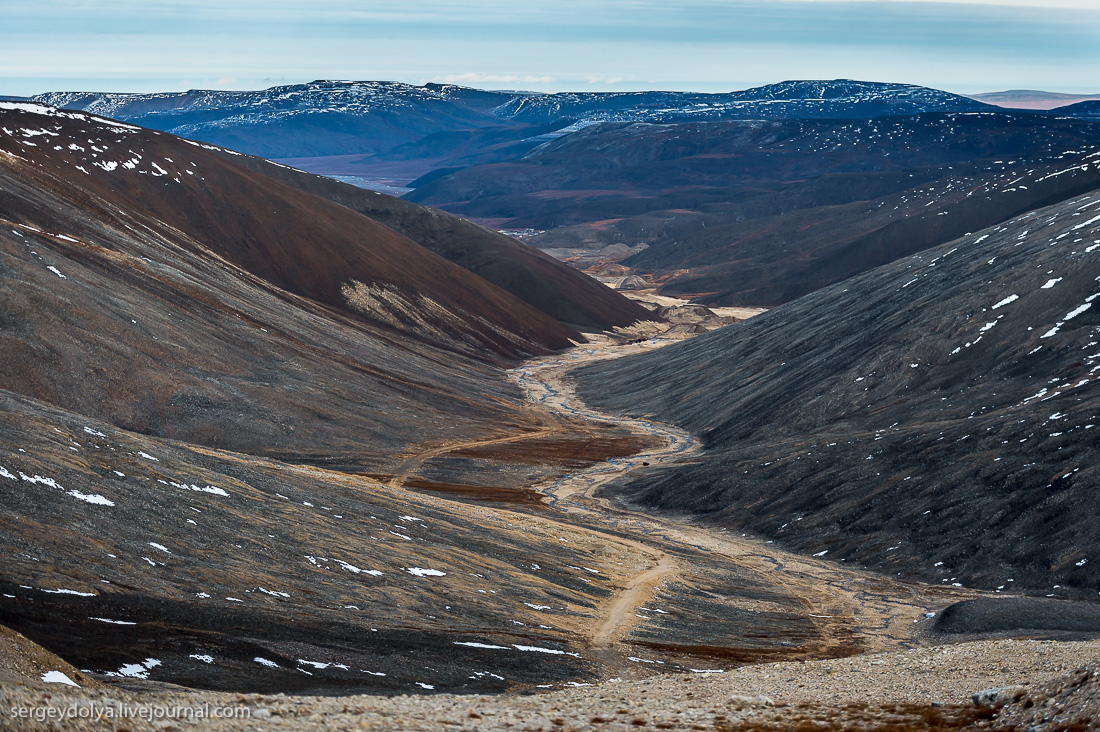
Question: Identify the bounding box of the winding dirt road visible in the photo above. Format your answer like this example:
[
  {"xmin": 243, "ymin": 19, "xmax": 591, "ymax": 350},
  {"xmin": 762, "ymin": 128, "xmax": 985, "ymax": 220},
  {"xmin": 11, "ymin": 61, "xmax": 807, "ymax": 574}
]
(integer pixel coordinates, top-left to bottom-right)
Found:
[
  {"xmin": 392, "ymin": 335, "xmax": 981, "ymax": 670},
  {"xmin": 509, "ymin": 338, "xmax": 981, "ymax": 661}
]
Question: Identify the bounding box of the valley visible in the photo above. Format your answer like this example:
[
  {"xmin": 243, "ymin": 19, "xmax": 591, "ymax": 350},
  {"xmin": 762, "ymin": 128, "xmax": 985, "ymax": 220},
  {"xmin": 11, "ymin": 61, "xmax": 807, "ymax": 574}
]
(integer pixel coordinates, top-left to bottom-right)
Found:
[
  {"xmin": 3, "ymin": 84, "xmax": 1100, "ymax": 732},
  {"xmin": 6, "ymin": 331, "xmax": 1100, "ymax": 730}
]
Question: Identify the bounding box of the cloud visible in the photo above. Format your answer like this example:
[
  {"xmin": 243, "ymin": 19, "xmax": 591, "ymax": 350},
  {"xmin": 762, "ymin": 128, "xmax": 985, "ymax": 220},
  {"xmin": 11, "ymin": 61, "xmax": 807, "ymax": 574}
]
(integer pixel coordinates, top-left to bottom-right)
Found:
[
  {"xmin": 433, "ymin": 73, "xmax": 555, "ymax": 85},
  {"xmin": 2, "ymin": 0, "xmax": 1098, "ymax": 96}
]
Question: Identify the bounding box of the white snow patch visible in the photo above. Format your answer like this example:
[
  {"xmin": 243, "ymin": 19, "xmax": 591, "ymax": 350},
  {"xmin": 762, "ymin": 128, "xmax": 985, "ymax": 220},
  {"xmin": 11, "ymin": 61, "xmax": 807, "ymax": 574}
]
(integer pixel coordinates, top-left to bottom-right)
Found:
[
  {"xmin": 1073, "ymin": 213, "xmax": 1100, "ymax": 230},
  {"xmin": 1064, "ymin": 302, "xmax": 1093, "ymax": 320},
  {"xmin": 19, "ymin": 472, "xmax": 62, "ymax": 489},
  {"xmin": 335, "ymin": 560, "xmax": 383, "ymax": 576},
  {"xmin": 111, "ymin": 658, "xmax": 160, "ymax": 679},
  {"xmin": 405, "ymin": 567, "xmax": 445, "ymax": 577},
  {"xmin": 1042, "ymin": 278, "xmax": 1063, "ymax": 289},
  {"xmin": 991, "ymin": 294, "xmax": 1018, "ymax": 310},
  {"xmin": 257, "ymin": 587, "xmax": 291, "ymax": 598},
  {"xmin": 41, "ymin": 588, "xmax": 95, "ymax": 597},
  {"xmin": 41, "ymin": 671, "xmax": 80, "ymax": 687},
  {"xmin": 513, "ymin": 644, "xmax": 580, "ymax": 657}
]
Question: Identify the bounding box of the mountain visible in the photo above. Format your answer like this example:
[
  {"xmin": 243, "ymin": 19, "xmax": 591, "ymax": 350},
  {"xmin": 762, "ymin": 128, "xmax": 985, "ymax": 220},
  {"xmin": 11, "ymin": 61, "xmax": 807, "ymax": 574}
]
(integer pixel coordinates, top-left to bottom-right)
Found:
[
  {"xmin": 625, "ymin": 145, "xmax": 1100, "ymax": 306},
  {"xmin": 31, "ymin": 81, "xmax": 516, "ymax": 159},
  {"xmin": 0, "ymin": 101, "xmax": 606, "ymax": 470},
  {"xmin": 409, "ymin": 111, "xmax": 1100, "ymax": 305},
  {"xmin": 32, "ymin": 79, "xmax": 993, "ymax": 180},
  {"xmin": 1057, "ymin": 101, "xmax": 1100, "ymax": 121},
  {"xmin": 965, "ymin": 90, "xmax": 1100, "ymax": 111},
  {"xmin": 223, "ymin": 154, "xmax": 654, "ymax": 329},
  {"xmin": 0, "ymin": 101, "xmax": 662, "ymax": 693},
  {"xmin": 574, "ymin": 187, "xmax": 1100, "ymax": 600},
  {"xmin": 492, "ymin": 80, "xmax": 989, "ymax": 125}
]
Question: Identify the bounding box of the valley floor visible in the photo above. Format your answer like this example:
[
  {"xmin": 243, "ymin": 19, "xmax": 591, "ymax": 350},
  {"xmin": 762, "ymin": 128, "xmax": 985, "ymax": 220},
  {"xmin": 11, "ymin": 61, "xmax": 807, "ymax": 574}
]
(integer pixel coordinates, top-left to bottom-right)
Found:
[{"xmin": 3, "ymin": 334, "xmax": 1099, "ymax": 729}]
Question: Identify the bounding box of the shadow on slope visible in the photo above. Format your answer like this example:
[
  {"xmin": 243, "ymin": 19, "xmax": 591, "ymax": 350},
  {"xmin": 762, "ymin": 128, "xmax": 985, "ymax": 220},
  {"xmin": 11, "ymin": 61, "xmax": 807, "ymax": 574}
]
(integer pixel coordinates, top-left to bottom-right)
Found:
[{"xmin": 575, "ymin": 189, "xmax": 1100, "ymax": 600}]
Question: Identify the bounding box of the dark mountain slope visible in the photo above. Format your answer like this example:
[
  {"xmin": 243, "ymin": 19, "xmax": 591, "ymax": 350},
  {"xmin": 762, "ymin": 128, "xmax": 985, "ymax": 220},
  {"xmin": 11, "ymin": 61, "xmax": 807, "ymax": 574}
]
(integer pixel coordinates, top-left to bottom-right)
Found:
[
  {"xmin": 575, "ymin": 188, "xmax": 1100, "ymax": 599},
  {"xmin": 0, "ymin": 102, "xmax": 572, "ymax": 470},
  {"xmin": 0, "ymin": 102, "xmax": 580, "ymax": 361},
  {"xmin": 225, "ymin": 155, "xmax": 653, "ymax": 329},
  {"xmin": 0, "ymin": 384, "xmax": 612, "ymax": 694},
  {"xmin": 409, "ymin": 112, "xmax": 1100, "ymax": 306},
  {"xmin": 1059, "ymin": 100, "xmax": 1100, "ymax": 120},
  {"xmin": 408, "ymin": 112, "xmax": 1100, "ymax": 221},
  {"xmin": 633, "ymin": 148, "xmax": 1100, "ymax": 305}
]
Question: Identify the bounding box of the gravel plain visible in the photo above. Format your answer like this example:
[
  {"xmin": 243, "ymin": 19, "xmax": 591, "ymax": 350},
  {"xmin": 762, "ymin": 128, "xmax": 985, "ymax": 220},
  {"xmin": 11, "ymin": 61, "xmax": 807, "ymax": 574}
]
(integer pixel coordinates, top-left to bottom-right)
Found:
[{"xmin": 4, "ymin": 631, "xmax": 1099, "ymax": 731}]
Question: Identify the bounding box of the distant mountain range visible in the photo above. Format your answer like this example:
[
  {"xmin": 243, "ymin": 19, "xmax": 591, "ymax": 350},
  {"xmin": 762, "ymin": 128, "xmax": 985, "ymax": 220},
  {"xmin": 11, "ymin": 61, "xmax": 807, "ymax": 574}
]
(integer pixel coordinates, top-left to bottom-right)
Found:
[
  {"xmin": 34, "ymin": 79, "xmax": 1100, "ymax": 311},
  {"xmin": 576, "ymin": 185, "xmax": 1100, "ymax": 600},
  {"xmin": 33, "ymin": 79, "xmax": 991, "ymax": 162},
  {"xmin": 965, "ymin": 90, "xmax": 1100, "ymax": 111}
]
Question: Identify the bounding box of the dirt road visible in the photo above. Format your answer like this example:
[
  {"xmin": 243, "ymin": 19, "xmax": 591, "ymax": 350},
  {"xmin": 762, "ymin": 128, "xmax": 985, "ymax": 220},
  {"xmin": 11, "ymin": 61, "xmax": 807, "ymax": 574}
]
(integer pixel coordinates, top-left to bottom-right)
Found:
[
  {"xmin": 372, "ymin": 334, "xmax": 979, "ymax": 671},
  {"xmin": 508, "ymin": 338, "xmax": 980, "ymax": 663}
]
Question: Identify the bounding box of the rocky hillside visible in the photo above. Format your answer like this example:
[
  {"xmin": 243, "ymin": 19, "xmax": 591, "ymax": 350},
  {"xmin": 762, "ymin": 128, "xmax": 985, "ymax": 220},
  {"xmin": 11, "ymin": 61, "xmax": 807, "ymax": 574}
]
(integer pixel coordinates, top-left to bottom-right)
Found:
[{"xmin": 575, "ymin": 186, "xmax": 1100, "ymax": 599}]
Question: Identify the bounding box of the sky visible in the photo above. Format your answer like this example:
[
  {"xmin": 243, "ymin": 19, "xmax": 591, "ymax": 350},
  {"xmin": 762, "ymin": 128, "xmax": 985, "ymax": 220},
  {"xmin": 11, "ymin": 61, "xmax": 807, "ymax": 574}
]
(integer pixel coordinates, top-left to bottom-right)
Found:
[{"xmin": 2, "ymin": 0, "xmax": 1099, "ymax": 97}]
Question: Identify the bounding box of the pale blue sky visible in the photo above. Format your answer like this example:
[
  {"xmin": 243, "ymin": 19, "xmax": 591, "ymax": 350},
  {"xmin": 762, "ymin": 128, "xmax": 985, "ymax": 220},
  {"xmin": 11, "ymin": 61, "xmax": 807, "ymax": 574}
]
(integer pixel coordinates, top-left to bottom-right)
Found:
[{"xmin": 2, "ymin": 0, "xmax": 1098, "ymax": 96}]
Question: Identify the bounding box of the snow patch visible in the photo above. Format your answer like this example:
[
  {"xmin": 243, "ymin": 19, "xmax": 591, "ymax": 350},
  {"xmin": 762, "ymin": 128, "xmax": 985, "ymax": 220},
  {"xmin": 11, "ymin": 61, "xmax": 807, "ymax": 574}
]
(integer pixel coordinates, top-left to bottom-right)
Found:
[
  {"xmin": 405, "ymin": 567, "xmax": 445, "ymax": 577},
  {"xmin": 40, "ymin": 671, "xmax": 80, "ymax": 687}
]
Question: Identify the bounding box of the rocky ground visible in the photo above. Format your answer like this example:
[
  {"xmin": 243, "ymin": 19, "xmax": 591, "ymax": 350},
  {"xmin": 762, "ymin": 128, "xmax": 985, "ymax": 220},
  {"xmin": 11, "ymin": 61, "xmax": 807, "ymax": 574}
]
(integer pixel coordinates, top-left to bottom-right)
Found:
[{"xmin": 3, "ymin": 630, "xmax": 1099, "ymax": 730}]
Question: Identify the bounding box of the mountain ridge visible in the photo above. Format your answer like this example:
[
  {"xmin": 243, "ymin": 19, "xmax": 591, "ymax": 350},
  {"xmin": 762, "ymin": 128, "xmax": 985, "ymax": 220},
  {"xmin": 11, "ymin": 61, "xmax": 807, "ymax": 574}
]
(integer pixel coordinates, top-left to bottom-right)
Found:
[{"xmin": 31, "ymin": 79, "xmax": 994, "ymax": 162}]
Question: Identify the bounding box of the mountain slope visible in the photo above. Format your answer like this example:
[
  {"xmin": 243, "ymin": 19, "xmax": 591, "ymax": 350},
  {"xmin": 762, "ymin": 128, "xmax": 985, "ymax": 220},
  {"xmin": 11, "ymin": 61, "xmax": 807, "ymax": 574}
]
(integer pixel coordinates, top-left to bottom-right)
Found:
[
  {"xmin": 0, "ymin": 101, "xmax": 677, "ymax": 694},
  {"xmin": 574, "ymin": 188, "xmax": 1100, "ymax": 599},
  {"xmin": 224, "ymin": 154, "xmax": 654, "ymax": 329},
  {"xmin": 494, "ymin": 80, "xmax": 989, "ymax": 124},
  {"xmin": 1058, "ymin": 100, "xmax": 1100, "ymax": 120},
  {"xmin": 409, "ymin": 112, "xmax": 1100, "ymax": 306},
  {"xmin": 0, "ymin": 102, "xmax": 582, "ymax": 361},
  {"xmin": 0, "ymin": 101, "xmax": 582, "ymax": 471}
]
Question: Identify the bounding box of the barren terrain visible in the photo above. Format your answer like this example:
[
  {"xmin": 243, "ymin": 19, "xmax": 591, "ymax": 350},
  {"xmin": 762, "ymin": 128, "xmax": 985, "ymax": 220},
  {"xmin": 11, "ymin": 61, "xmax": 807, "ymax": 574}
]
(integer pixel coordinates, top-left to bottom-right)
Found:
[{"xmin": 3, "ymin": 329, "xmax": 1100, "ymax": 729}]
